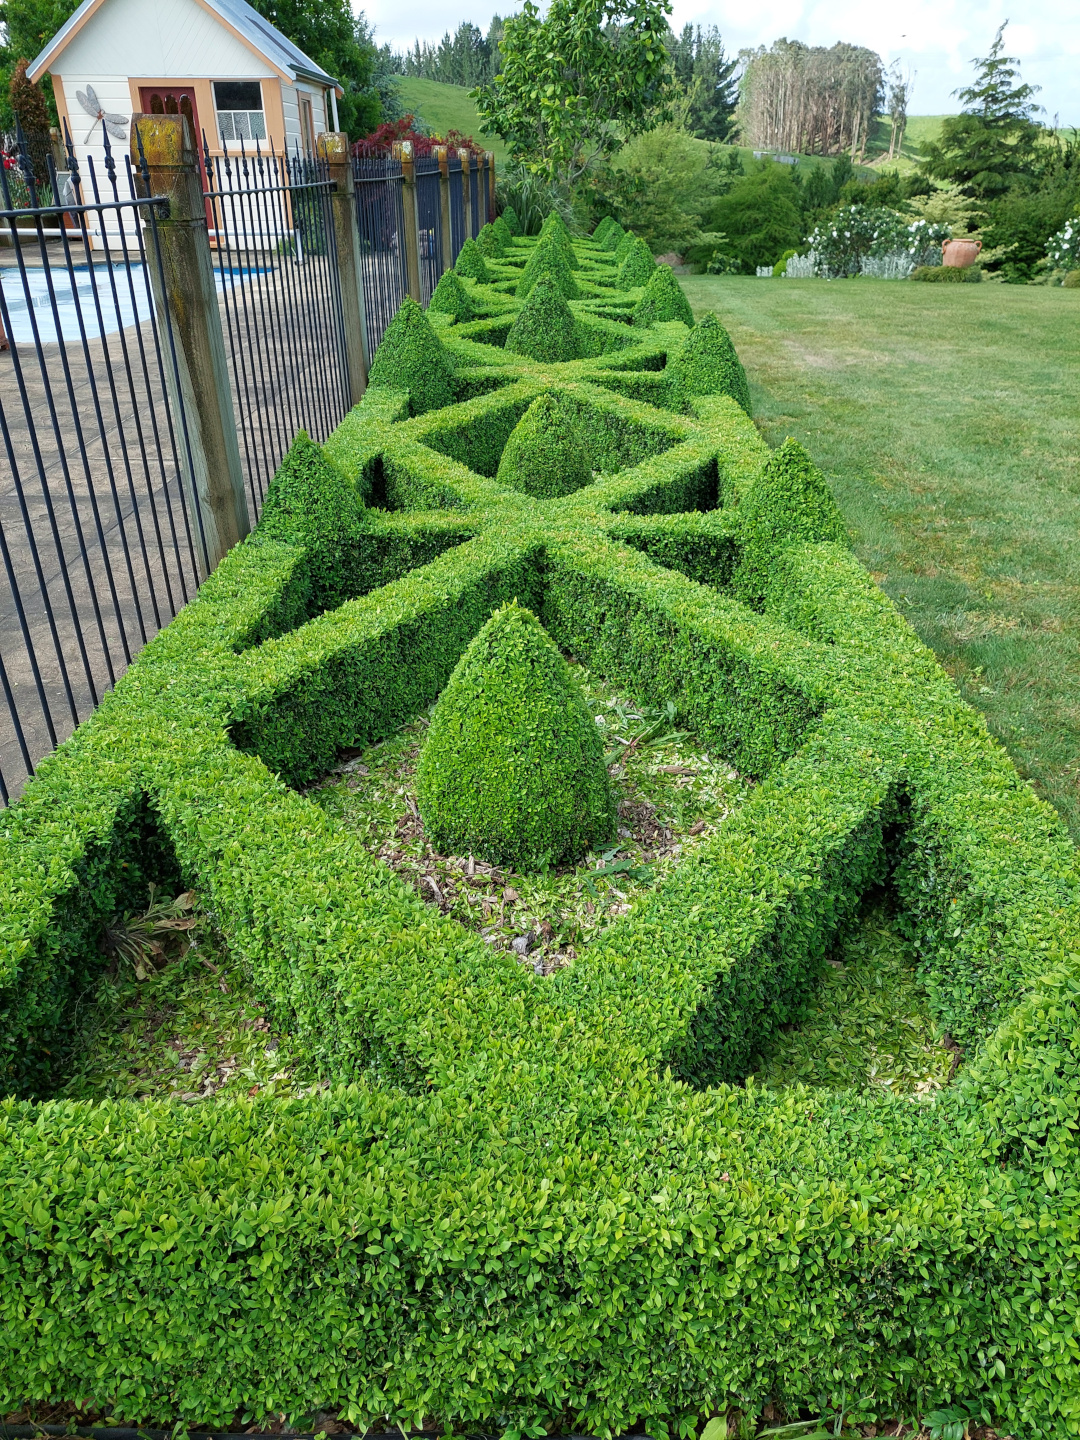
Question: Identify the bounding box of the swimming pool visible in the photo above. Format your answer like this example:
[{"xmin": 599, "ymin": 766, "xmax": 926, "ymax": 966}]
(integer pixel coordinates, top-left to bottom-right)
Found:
[{"xmin": 1, "ymin": 263, "xmax": 269, "ymax": 345}]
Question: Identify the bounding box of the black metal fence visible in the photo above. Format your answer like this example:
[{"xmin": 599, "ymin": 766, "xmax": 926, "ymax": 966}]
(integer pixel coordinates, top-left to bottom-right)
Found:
[
  {"xmin": 352, "ymin": 154, "xmax": 407, "ymax": 358},
  {"xmin": 414, "ymin": 155, "xmax": 443, "ymax": 306},
  {"xmin": 447, "ymin": 151, "xmax": 465, "ymax": 263},
  {"xmin": 203, "ymin": 138, "xmax": 351, "ymax": 510}
]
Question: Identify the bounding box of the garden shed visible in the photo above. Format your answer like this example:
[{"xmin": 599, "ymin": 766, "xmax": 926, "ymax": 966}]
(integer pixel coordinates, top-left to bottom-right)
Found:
[{"xmin": 27, "ymin": 0, "xmax": 342, "ymax": 174}]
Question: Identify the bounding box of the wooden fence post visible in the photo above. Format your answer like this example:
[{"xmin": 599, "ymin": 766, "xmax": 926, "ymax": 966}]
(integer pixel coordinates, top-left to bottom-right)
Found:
[
  {"xmin": 316, "ymin": 130, "xmax": 368, "ymax": 402},
  {"xmin": 394, "ymin": 140, "xmax": 422, "ymax": 303},
  {"xmin": 131, "ymin": 114, "xmax": 249, "ymax": 577},
  {"xmin": 434, "ymin": 145, "xmax": 454, "ymax": 273},
  {"xmin": 459, "ymin": 148, "xmax": 473, "ymax": 238},
  {"xmin": 486, "ymin": 152, "xmax": 496, "ymax": 225}
]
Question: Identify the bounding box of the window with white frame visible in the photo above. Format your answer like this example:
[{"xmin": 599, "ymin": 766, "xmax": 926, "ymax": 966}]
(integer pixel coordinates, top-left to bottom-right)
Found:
[{"xmin": 214, "ymin": 81, "xmax": 266, "ymax": 142}]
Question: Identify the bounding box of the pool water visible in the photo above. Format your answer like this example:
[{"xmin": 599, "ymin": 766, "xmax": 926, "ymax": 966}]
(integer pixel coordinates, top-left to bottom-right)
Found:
[{"xmin": 1, "ymin": 263, "xmax": 269, "ymax": 345}]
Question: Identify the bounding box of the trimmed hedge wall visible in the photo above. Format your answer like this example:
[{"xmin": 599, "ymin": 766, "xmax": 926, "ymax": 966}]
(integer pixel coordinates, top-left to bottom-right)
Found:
[{"xmin": 2, "ymin": 227, "xmax": 1080, "ymax": 1440}]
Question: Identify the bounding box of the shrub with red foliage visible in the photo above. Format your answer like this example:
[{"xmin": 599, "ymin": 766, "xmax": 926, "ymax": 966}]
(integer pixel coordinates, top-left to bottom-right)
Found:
[{"xmin": 352, "ymin": 114, "xmax": 486, "ymax": 159}]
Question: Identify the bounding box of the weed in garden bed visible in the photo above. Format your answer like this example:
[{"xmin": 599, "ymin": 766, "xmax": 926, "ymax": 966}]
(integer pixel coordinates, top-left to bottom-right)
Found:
[
  {"xmin": 750, "ymin": 891, "xmax": 953, "ymax": 1096},
  {"xmin": 61, "ymin": 904, "xmax": 317, "ymax": 1103},
  {"xmin": 309, "ymin": 665, "xmax": 751, "ymax": 974}
]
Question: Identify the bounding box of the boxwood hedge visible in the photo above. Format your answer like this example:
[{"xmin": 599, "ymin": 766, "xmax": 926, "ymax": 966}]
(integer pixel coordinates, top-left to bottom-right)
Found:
[{"xmin": 2, "ymin": 228, "xmax": 1080, "ymax": 1440}]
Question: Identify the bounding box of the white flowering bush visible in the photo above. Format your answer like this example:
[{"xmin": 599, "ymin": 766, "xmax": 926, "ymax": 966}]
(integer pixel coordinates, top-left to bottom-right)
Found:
[
  {"xmin": 1046, "ymin": 217, "xmax": 1080, "ymax": 272},
  {"xmin": 807, "ymin": 206, "xmax": 952, "ymax": 279}
]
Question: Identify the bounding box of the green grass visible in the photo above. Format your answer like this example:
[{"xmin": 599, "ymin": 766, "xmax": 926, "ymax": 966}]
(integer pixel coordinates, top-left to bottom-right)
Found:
[
  {"xmin": 681, "ymin": 272, "xmax": 1080, "ymax": 839},
  {"xmin": 396, "ymin": 77, "xmax": 509, "ymax": 163}
]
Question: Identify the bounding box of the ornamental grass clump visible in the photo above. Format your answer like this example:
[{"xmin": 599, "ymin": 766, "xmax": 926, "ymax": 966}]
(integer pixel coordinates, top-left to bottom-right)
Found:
[
  {"xmin": 618, "ymin": 237, "xmax": 657, "ymax": 290},
  {"xmin": 516, "ymin": 235, "xmax": 581, "ymax": 299},
  {"xmin": 632, "ymin": 264, "xmax": 694, "ymax": 327},
  {"xmin": 495, "ymin": 392, "xmax": 592, "ymax": 500},
  {"xmin": 367, "ymin": 295, "xmax": 455, "ymax": 415},
  {"xmin": 416, "ymin": 601, "xmax": 616, "ymax": 870},
  {"xmin": 505, "ymin": 275, "xmax": 580, "ymax": 362},
  {"xmin": 667, "ymin": 311, "xmax": 751, "ymax": 416},
  {"xmin": 428, "ymin": 270, "xmax": 476, "ymax": 321},
  {"xmin": 454, "ymin": 237, "xmax": 491, "ymax": 282}
]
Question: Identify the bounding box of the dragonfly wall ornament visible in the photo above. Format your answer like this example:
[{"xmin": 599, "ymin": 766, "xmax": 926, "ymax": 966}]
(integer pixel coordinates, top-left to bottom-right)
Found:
[{"xmin": 75, "ymin": 85, "xmax": 128, "ymax": 144}]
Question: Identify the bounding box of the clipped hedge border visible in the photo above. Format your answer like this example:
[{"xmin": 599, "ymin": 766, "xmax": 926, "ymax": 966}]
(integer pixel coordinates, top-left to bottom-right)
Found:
[{"xmin": 1, "ymin": 230, "xmax": 1080, "ymax": 1440}]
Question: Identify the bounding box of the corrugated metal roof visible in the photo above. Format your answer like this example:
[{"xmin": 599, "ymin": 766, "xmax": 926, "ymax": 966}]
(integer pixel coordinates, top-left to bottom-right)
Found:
[{"xmin": 29, "ymin": 0, "xmax": 338, "ymax": 87}]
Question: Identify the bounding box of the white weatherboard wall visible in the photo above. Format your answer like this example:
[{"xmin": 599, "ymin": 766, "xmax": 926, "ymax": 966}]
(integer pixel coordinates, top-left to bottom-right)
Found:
[
  {"xmin": 281, "ymin": 81, "xmax": 326, "ymax": 152},
  {"xmin": 55, "ymin": 0, "xmax": 276, "ymax": 182}
]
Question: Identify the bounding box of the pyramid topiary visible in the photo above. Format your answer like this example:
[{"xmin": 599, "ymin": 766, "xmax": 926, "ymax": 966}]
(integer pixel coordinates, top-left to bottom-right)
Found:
[
  {"xmin": 600, "ymin": 219, "xmax": 626, "ymax": 252},
  {"xmin": 416, "ymin": 602, "xmax": 616, "ymax": 870},
  {"xmin": 256, "ymin": 431, "xmax": 364, "ymax": 612},
  {"xmin": 493, "ymin": 214, "xmax": 515, "ymax": 247},
  {"xmin": 617, "ymin": 236, "xmax": 656, "ymax": 290},
  {"xmin": 454, "ymin": 237, "xmax": 491, "ymax": 281},
  {"xmin": 428, "ymin": 269, "xmax": 476, "ymax": 321},
  {"xmin": 614, "ymin": 229, "xmax": 638, "ymax": 263},
  {"xmin": 666, "ymin": 311, "xmax": 751, "ymax": 416},
  {"xmin": 504, "ymin": 275, "xmax": 581, "ymax": 363},
  {"xmin": 632, "ymin": 264, "xmax": 694, "ymax": 328},
  {"xmin": 476, "ymin": 222, "xmax": 505, "ymax": 258},
  {"xmin": 495, "ymin": 392, "xmax": 592, "ymax": 500},
  {"xmin": 367, "ymin": 295, "xmax": 455, "ymax": 415},
  {"xmin": 499, "ymin": 204, "xmax": 522, "ymax": 236},
  {"xmin": 592, "ymin": 215, "xmax": 617, "ymax": 245},
  {"xmin": 732, "ymin": 439, "xmax": 849, "ymax": 607},
  {"xmin": 538, "ymin": 211, "xmax": 579, "ymax": 268},
  {"xmin": 516, "ymin": 236, "xmax": 581, "ymax": 299}
]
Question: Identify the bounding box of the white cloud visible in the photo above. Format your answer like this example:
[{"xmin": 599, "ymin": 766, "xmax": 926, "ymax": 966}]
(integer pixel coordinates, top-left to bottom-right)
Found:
[{"xmin": 361, "ymin": 0, "xmax": 1080, "ymax": 125}]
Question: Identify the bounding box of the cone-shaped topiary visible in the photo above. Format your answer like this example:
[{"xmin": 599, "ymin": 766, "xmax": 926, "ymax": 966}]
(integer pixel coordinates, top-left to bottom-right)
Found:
[
  {"xmin": 614, "ymin": 229, "xmax": 638, "ymax": 263},
  {"xmin": 367, "ymin": 295, "xmax": 455, "ymax": 415},
  {"xmin": 476, "ymin": 222, "xmax": 505, "ymax": 258},
  {"xmin": 732, "ymin": 439, "xmax": 849, "ymax": 607},
  {"xmin": 256, "ymin": 431, "xmax": 364, "ymax": 612},
  {"xmin": 499, "ymin": 204, "xmax": 522, "ymax": 236},
  {"xmin": 666, "ymin": 311, "xmax": 751, "ymax": 416},
  {"xmin": 592, "ymin": 215, "xmax": 617, "ymax": 245},
  {"xmin": 455, "ymin": 237, "xmax": 491, "ymax": 281},
  {"xmin": 538, "ymin": 211, "xmax": 579, "ymax": 268},
  {"xmin": 516, "ymin": 235, "xmax": 581, "ymax": 299},
  {"xmin": 601, "ymin": 219, "xmax": 627, "ymax": 252},
  {"xmin": 495, "ymin": 392, "xmax": 592, "ymax": 499},
  {"xmin": 493, "ymin": 214, "xmax": 515, "ymax": 247},
  {"xmin": 617, "ymin": 236, "xmax": 656, "ymax": 290},
  {"xmin": 504, "ymin": 275, "xmax": 581, "ymax": 362},
  {"xmin": 416, "ymin": 601, "xmax": 616, "ymax": 870},
  {"xmin": 428, "ymin": 269, "xmax": 476, "ymax": 321},
  {"xmin": 632, "ymin": 263, "xmax": 694, "ymax": 327}
]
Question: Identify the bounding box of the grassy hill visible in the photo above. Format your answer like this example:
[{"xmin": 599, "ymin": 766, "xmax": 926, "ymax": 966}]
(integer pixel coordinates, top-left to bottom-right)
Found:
[{"xmin": 396, "ymin": 77, "xmax": 509, "ymax": 163}]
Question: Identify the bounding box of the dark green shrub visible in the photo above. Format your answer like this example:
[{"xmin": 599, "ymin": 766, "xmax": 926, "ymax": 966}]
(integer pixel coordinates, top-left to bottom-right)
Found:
[
  {"xmin": 517, "ymin": 235, "xmax": 581, "ymax": 299},
  {"xmin": 732, "ymin": 438, "xmax": 849, "ymax": 605},
  {"xmin": 505, "ymin": 276, "xmax": 581, "ymax": 362},
  {"xmin": 499, "ymin": 203, "xmax": 522, "ymax": 235},
  {"xmin": 493, "ymin": 214, "xmax": 516, "ymax": 247},
  {"xmin": 707, "ymin": 163, "xmax": 803, "ymax": 273},
  {"xmin": 367, "ymin": 296, "xmax": 455, "ymax": 416},
  {"xmin": 632, "ymin": 264, "xmax": 694, "ymax": 327},
  {"xmin": 667, "ymin": 311, "xmax": 751, "ymax": 415},
  {"xmin": 912, "ymin": 264, "xmax": 983, "ymax": 283},
  {"xmin": 454, "ymin": 238, "xmax": 491, "ymax": 282},
  {"xmin": 476, "ymin": 222, "xmax": 505, "ymax": 258},
  {"xmin": 495, "ymin": 392, "xmax": 592, "ymax": 499},
  {"xmin": 416, "ymin": 601, "xmax": 615, "ymax": 869},
  {"xmin": 617, "ymin": 237, "xmax": 656, "ymax": 289},
  {"xmin": 428, "ymin": 270, "xmax": 477, "ymax": 321},
  {"xmin": 255, "ymin": 432, "xmax": 366, "ymax": 613}
]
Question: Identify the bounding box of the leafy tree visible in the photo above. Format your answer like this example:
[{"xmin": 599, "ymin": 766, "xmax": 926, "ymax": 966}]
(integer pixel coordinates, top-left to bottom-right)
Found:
[
  {"xmin": 0, "ymin": 0, "xmax": 80, "ymax": 128},
  {"xmin": 920, "ymin": 23, "xmax": 1043, "ymax": 199},
  {"xmin": 473, "ymin": 0, "xmax": 673, "ymax": 185},
  {"xmin": 666, "ymin": 24, "xmax": 738, "ymax": 141},
  {"xmin": 707, "ymin": 162, "xmax": 804, "ymax": 271}
]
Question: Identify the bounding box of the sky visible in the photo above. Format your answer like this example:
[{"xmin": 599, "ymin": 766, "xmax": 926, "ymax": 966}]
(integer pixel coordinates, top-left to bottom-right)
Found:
[{"xmin": 362, "ymin": 0, "xmax": 1080, "ymax": 128}]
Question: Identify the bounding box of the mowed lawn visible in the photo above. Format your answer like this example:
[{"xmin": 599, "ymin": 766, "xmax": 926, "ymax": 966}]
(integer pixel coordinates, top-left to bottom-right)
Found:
[{"xmin": 681, "ymin": 275, "xmax": 1080, "ymax": 839}]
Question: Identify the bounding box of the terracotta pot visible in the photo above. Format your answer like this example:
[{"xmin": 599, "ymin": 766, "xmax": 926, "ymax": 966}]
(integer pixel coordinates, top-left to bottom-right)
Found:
[{"xmin": 942, "ymin": 237, "xmax": 982, "ymax": 268}]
